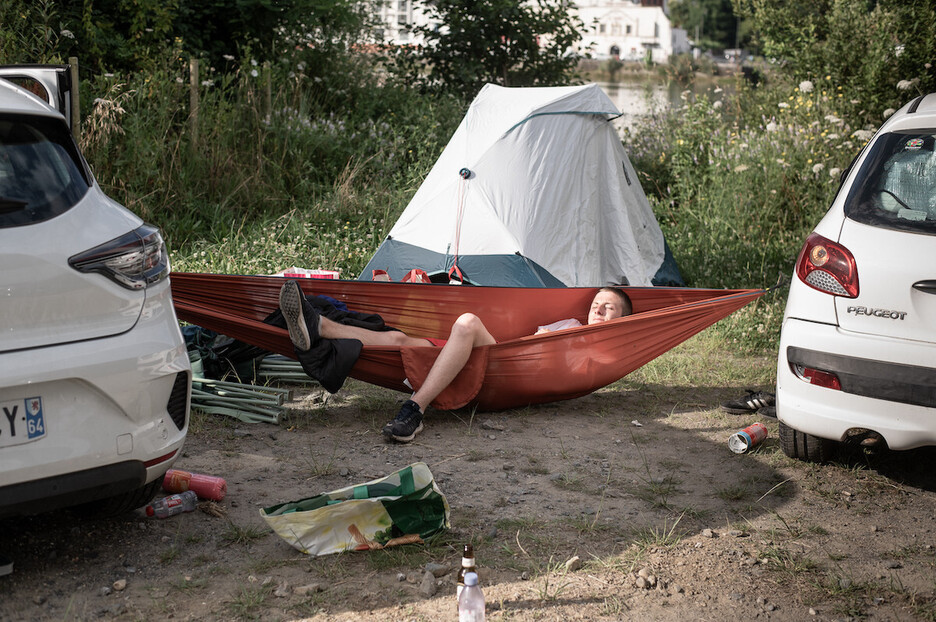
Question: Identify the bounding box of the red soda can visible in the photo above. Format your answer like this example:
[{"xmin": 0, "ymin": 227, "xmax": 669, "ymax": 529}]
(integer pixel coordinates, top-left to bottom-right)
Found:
[{"xmin": 729, "ymin": 422, "xmax": 768, "ymax": 454}]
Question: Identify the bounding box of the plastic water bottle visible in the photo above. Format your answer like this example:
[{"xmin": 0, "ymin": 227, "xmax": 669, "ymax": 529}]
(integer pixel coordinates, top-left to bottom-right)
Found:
[
  {"xmin": 458, "ymin": 571, "xmax": 485, "ymax": 621},
  {"xmin": 145, "ymin": 490, "xmax": 198, "ymax": 518}
]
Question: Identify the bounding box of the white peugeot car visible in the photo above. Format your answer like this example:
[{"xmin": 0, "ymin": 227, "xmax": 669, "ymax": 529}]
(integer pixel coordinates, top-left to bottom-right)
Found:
[
  {"xmin": 0, "ymin": 66, "xmax": 191, "ymax": 516},
  {"xmin": 777, "ymin": 93, "xmax": 936, "ymax": 461}
]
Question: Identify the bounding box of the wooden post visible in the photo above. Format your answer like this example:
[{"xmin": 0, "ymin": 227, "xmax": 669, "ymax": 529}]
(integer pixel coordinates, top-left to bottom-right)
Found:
[
  {"xmin": 68, "ymin": 56, "xmax": 80, "ymax": 140},
  {"xmin": 189, "ymin": 57, "xmax": 199, "ymax": 145}
]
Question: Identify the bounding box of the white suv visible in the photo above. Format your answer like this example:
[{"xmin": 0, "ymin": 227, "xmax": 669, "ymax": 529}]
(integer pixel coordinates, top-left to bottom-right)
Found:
[
  {"xmin": 0, "ymin": 66, "xmax": 190, "ymax": 516},
  {"xmin": 777, "ymin": 93, "xmax": 936, "ymax": 461}
]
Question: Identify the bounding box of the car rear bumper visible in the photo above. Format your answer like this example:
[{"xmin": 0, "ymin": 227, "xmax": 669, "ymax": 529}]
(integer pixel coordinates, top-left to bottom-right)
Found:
[
  {"xmin": 0, "ymin": 460, "xmax": 148, "ymax": 518},
  {"xmin": 777, "ymin": 318, "xmax": 936, "ymax": 450},
  {"xmin": 0, "ymin": 283, "xmax": 190, "ymax": 490}
]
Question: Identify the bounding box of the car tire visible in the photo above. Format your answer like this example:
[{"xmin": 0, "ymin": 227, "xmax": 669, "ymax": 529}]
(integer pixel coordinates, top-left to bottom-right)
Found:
[
  {"xmin": 779, "ymin": 421, "xmax": 839, "ymax": 463},
  {"xmin": 74, "ymin": 476, "xmax": 165, "ymax": 518}
]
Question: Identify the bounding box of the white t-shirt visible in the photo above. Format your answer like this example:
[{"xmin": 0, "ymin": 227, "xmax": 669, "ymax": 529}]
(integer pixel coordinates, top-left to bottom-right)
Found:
[{"xmin": 536, "ymin": 318, "xmax": 582, "ymax": 333}]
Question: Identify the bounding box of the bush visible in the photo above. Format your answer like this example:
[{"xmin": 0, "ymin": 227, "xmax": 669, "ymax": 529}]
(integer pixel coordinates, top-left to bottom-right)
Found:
[{"xmin": 624, "ymin": 74, "xmax": 865, "ymax": 351}]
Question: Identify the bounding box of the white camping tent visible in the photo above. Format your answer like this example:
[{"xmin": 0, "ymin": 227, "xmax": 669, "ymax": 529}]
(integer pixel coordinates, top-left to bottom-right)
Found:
[{"xmin": 360, "ymin": 83, "xmax": 681, "ymax": 287}]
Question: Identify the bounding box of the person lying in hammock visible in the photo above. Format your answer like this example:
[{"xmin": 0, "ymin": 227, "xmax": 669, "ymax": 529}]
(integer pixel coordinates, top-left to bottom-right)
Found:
[{"xmin": 278, "ymin": 280, "xmax": 631, "ymax": 443}]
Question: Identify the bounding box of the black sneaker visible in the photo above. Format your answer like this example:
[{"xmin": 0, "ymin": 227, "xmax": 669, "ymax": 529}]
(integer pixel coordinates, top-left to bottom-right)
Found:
[
  {"xmin": 279, "ymin": 280, "xmax": 319, "ymax": 352},
  {"xmin": 721, "ymin": 390, "xmax": 775, "ymax": 414},
  {"xmin": 382, "ymin": 400, "xmax": 424, "ymax": 443}
]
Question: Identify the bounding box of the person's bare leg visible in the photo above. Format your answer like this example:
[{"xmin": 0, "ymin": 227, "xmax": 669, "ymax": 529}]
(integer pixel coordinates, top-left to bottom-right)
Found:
[
  {"xmin": 410, "ymin": 313, "xmax": 496, "ymax": 411},
  {"xmin": 279, "ymin": 279, "xmax": 430, "ymax": 351},
  {"xmin": 382, "ymin": 313, "xmax": 495, "ymax": 443},
  {"xmin": 317, "ymin": 315, "xmax": 429, "ymax": 347}
]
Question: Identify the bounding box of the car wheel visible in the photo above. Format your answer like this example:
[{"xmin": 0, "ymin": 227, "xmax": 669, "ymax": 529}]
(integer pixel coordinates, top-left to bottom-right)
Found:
[
  {"xmin": 779, "ymin": 421, "xmax": 839, "ymax": 463},
  {"xmin": 74, "ymin": 476, "xmax": 165, "ymax": 518}
]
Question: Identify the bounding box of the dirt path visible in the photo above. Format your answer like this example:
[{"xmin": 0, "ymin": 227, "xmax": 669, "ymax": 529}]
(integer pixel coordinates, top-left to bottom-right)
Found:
[{"xmin": 2, "ymin": 362, "xmax": 936, "ymax": 621}]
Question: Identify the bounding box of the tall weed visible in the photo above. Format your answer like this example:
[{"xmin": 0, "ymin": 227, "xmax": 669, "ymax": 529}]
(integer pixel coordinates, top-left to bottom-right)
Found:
[{"xmin": 77, "ymin": 50, "xmax": 463, "ymax": 253}]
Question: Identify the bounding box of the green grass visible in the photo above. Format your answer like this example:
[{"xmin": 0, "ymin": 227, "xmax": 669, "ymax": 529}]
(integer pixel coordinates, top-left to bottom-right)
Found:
[
  {"xmin": 220, "ymin": 521, "xmax": 270, "ymax": 546},
  {"xmin": 632, "ymin": 515, "xmax": 686, "ymax": 550}
]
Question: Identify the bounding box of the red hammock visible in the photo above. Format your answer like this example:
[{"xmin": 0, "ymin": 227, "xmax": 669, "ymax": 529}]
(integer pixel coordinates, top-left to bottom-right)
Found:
[{"xmin": 170, "ymin": 273, "xmax": 765, "ymax": 411}]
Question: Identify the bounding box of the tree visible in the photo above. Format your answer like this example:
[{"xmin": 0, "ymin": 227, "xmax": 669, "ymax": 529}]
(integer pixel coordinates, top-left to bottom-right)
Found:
[
  {"xmin": 734, "ymin": 0, "xmax": 936, "ymax": 125},
  {"xmin": 1, "ymin": 0, "xmax": 377, "ymax": 80},
  {"xmin": 401, "ymin": 0, "xmax": 586, "ymax": 100},
  {"xmin": 670, "ymin": 0, "xmax": 741, "ymax": 51}
]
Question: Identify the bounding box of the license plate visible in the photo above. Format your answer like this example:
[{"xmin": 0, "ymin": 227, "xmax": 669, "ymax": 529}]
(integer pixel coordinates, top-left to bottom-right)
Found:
[{"xmin": 0, "ymin": 396, "xmax": 46, "ymax": 448}]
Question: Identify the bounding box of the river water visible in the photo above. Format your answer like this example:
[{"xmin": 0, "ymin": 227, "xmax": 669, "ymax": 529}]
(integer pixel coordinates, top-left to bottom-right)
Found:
[{"xmin": 598, "ymin": 79, "xmax": 727, "ymax": 133}]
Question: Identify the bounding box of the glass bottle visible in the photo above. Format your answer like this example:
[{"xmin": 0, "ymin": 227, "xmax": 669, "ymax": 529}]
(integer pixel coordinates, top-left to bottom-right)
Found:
[{"xmin": 456, "ymin": 543, "xmax": 476, "ymax": 602}]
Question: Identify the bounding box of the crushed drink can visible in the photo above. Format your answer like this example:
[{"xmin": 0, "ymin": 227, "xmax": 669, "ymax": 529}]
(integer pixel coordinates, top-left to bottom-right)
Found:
[{"xmin": 728, "ymin": 422, "xmax": 768, "ymax": 454}]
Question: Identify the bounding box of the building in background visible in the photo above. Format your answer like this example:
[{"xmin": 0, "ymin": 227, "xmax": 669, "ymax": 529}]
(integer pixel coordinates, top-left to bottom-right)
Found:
[
  {"xmin": 376, "ymin": 0, "xmax": 687, "ymax": 64},
  {"xmin": 577, "ymin": 0, "xmax": 688, "ymax": 62},
  {"xmin": 375, "ymin": 0, "xmax": 429, "ymax": 45}
]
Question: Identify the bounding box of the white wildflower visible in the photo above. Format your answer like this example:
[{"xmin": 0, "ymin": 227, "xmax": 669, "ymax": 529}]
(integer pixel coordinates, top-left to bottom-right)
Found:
[
  {"xmin": 883, "ymin": 108, "xmax": 896, "ymax": 119},
  {"xmin": 734, "ymin": 164, "xmax": 749, "ymax": 173},
  {"xmin": 799, "ymin": 80, "xmax": 814, "ymax": 93},
  {"xmin": 812, "ymin": 163, "xmax": 825, "ymax": 174},
  {"xmin": 103, "ymin": 73, "xmax": 114, "ymax": 78},
  {"xmin": 824, "ymin": 114, "xmax": 843, "ymax": 125},
  {"xmin": 765, "ymin": 121, "xmax": 778, "ymax": 132},
  {"xmin": 250, "ymin": 69, "xmax": 259, "ymax": 78},
  {"xmin": 250, "ymin": 59, "xmax": 258, "ymax": 66},
  {"xmin": 829, "ymin": 167, "xmax": 841, "ymax": 179},
  {"xmin": 175, "ymin": 77, "xmax": 183, "ymax": 84},
  {"xmin": 223, "ymin": 54, "xmax": 235, "ymax": 61},
  {"xmin": 827, "ymin": 133, "xmax": 840, "ymax": 140},
  {"xmin": 778, "ymin": 102, "xmax": 790, "ymax": 109},
  {"xmin": 852, "ymin": 129, "xmax": 874, "ymax": 142},
  {"xmin": 201, "ymin": 80, "xmax": 213, "ymax": 87},
  {"xmin": 897, "ymin": 80, "xmax": 914, "ymax": 91},
  {"xmin": 60, "ymin": 29, "xmax": 75, "ymax": 39},
  {"xmin": 713, "ymin": 100, "xmax": 723, "ymax": 109},
  {"xmin": 714, "ymin": 87, "xmax": 723, "ymax": 94}
]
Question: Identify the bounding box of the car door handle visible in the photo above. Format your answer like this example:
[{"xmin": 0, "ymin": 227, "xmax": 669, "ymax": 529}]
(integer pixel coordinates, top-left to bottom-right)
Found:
[{"xmin": 912, "ymin": 280, "xmax": 936, "ymax": 295}]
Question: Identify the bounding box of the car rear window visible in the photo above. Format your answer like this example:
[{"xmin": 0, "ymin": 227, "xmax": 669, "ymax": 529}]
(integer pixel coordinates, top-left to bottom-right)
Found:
[
  {"xmin": 845, "ymin": 130, "xmax": 936, "ymax": 236},
  {"xmin": 0, "ymin": 113, "xmax": 90, "ymax": 228}
]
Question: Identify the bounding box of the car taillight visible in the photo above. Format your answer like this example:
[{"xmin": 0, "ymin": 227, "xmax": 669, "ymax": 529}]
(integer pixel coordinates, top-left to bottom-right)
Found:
[
  {"xmin": 69, "ymin": 223, "xmax": 169, "ymax": 289},
  {"xmin": 794, "ymin": 232, "xmax": 859, "ymax": 298},
  {"xmin": 792, "ymin": 363, "xmax": 843, "ymax": 390}
]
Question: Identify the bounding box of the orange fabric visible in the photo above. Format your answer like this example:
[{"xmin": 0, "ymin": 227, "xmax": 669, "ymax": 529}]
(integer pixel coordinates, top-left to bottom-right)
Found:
[
  {"xmin": 400, "ymin": 345, "xmax": 489, "ymax": 410},
  {"xmin": 170, "ymin": 273, "xmax": 766, "ymax": 411}
]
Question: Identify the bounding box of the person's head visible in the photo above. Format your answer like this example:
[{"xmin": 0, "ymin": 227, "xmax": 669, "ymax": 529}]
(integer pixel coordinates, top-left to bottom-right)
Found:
[{"xmin": 587, "ymin": 287, "xmax": 632, "ymax": 325}]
